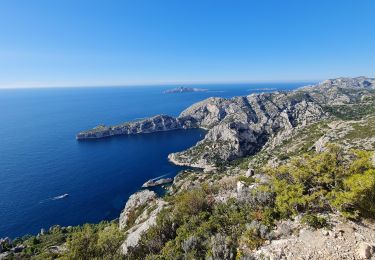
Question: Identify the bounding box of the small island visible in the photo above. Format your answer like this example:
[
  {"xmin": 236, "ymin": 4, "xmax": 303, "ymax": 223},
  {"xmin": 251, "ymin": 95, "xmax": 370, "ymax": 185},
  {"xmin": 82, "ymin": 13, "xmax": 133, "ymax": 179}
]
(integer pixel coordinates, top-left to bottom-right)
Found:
[
  {"xmin": 163, "ymin": 87, "xmax": 208, "ymax": 94},
  {"xmin": 141, "ymin": 178, "xmax": 173, "ymax": 188}
]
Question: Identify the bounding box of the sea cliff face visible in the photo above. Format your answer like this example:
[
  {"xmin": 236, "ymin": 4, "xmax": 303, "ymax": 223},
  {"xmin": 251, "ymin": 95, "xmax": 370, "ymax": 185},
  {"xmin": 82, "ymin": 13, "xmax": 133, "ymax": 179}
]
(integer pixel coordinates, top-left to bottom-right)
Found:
[
  {"xmin": 76, "ymin": 115, "xmax": 189, "ymax": 140},
  {"xmin": 76, "ymin": 77, "xmax": 375, "ymax": 169}
]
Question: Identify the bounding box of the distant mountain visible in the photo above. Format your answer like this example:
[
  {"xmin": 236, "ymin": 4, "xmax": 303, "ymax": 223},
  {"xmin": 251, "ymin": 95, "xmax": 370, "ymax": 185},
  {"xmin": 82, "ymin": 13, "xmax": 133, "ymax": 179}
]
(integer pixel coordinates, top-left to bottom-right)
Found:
[{"xmin": 163, "ymin": 87, "xmax": 208, "ymax": 94}]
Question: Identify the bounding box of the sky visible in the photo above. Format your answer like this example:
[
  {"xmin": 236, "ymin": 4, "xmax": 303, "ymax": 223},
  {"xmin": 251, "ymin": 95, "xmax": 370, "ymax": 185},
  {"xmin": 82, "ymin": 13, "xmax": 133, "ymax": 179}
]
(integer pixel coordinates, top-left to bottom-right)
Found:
[{"xmin": 0, "ymin": 0, "xmax": 374, "ymax": 88}]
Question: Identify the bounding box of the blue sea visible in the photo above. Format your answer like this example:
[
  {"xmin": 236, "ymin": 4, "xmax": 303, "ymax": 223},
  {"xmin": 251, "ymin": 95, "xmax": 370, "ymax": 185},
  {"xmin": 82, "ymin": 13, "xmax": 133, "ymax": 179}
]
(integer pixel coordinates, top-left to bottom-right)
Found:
[{"xmin": 0, "ymin": 82, "xmax": 310, "ymax": 238}]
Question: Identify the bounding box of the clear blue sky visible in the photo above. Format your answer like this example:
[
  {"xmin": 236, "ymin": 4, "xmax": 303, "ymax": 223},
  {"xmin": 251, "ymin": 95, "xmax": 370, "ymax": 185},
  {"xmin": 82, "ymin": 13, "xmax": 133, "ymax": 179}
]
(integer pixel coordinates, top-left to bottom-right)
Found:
[{"xmin": 0, "ymin": 0, "xmax": 374, "ymax": 88}]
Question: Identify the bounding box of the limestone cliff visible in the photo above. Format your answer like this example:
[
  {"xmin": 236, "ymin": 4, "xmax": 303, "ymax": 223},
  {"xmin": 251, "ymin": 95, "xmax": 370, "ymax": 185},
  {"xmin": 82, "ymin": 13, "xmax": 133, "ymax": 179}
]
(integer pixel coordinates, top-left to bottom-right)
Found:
[
  {"xmin": 76, "ymin": 77, "xmax": 375, "ymax": 169},
  {"xmin": 76, "ymin": 115, "xmax": 187, "ymax": 140}
]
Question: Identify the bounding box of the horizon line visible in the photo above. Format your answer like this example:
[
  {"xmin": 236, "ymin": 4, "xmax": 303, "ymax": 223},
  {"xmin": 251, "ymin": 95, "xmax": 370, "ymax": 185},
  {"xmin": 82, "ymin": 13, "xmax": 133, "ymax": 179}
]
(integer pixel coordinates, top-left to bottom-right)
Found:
[{"xmin": 0, "ymin": 79, "xmax": 321, "ymax": 89}]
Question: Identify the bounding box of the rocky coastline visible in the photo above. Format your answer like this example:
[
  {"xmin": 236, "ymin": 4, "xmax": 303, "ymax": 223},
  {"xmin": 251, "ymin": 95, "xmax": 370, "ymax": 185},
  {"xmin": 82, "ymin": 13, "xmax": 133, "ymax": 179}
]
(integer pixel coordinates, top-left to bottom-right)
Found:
[
  {"xmin": 77, "ymin": 77, "xmax": 375, "ymax": 169},
  {"xmin": 141, "ymin": 177, "xmax": 173, "ymax": 188},
  {"xmin": 76, "ymin": 115, "xmax": 189, "ymax": 140},
  {"xmin": 5, "ymin": 77, "xmax": 375, "ymax": 259}
]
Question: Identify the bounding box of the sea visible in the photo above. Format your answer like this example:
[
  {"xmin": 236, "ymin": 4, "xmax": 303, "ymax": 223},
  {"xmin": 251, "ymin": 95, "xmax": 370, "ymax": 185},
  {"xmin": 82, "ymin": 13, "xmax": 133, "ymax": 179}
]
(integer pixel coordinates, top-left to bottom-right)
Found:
[{"xmin": 0, "ymin": 82, "xmax": 311, "ymax": 238}]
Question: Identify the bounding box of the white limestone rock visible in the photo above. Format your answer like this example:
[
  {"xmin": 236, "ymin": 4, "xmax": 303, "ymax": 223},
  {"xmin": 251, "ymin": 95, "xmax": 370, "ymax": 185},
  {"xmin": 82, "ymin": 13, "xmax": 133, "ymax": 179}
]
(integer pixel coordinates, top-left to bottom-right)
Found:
[
  {"xmin": 77, "ymin": 77, "xmax": 375, "ymax": 169},
  {"xmin": 119, "ymin": 190, "xmax": 156, "ymax": 230},
  {"xmin": 121, "ymin": 199, "xmax": 167, "ymax": 255},
  {"xmin": 245, "ymin": 168, "xmax": 254, "ymax": 177},
  {"xmin": 357, "ymin": 242, "xmax": 373, "ymax": 259}
]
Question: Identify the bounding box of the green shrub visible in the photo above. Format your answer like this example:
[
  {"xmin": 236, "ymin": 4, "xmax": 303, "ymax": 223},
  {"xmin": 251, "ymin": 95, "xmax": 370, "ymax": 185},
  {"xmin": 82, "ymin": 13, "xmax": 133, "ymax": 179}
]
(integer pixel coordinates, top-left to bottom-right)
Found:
[
  {"xmin": 241, "ymin": 228, "xmax": 264, "ymax": 250},
  {"xmin": 64, "ymin": 222, "xmax": 124, "ymax": 260},
  {"xmin": 266, "ymin": 145, "xmax": 375, "ymax": 220},
  {"xmin": 173, "ymin": 188, "xmax": 210, "ymax": 221},
  {"xmin": 331, "ymin": 168, "xmax": 375, "ymax": 219},
  {"xmin": 238, "ymin": 176, "xmax": 255, "ymax": 186},
  {"xmin": 130, "ymin": 188, "xmax": 268, "ymax": 259},
  {"xmin": 301, "ymin": 214, "xmax": 328, "ymax": 229}
]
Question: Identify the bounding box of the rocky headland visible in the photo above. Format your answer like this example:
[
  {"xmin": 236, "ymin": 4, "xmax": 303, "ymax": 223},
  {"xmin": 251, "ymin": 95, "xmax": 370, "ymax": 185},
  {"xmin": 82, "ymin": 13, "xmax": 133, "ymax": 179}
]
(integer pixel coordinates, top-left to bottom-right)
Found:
[{"xmin": 77, "ymin": 76, "xmax": 375, "ymax": 170}]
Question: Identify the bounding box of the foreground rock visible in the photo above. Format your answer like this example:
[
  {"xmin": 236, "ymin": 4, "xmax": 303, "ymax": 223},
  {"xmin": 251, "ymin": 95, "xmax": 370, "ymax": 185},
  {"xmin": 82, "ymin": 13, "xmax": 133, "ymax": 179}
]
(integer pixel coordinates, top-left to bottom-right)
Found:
[
  {"xmin": 119, "ymin": 190, "xmax": 167, "ymax": 254},
  {"xmin": 119, "ymin": 190, "xmax": 156, "ymax": 229},
  {"xmin": 251, "ymin": 215, "xmax": 375, "ymax": 260}
]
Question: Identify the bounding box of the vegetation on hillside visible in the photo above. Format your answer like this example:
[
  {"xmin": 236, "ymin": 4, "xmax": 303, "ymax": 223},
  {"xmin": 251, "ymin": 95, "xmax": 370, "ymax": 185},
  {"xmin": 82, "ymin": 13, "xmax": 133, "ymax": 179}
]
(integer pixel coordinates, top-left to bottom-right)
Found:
[
  {"xmin": 3, "ymin": 145, "xmax": 373, "ymax": 259},
  {"xmin": 267, "ymin": 145, "xmax": 375, "ymax": 219},
  {"xmin": 126, "ymin": 145, "xmax": 374, "ymax": 259},
  {"xmin": 3, "ymin": 222, "xmax": 124, "ymax": 260}
]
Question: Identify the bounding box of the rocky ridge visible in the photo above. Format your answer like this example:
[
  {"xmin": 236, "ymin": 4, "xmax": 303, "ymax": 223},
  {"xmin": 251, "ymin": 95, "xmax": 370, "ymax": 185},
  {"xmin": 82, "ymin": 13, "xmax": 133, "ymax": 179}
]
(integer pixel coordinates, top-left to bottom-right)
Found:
[
  {"xmin": 76, "ymin": 77, "xmax": 375, "ymax": 170},
  {"xmin": 76, "ymin": 115, "xmax": 186, "ymax": 140},
  {"xmin": 115, "ymin": 77, "xmax": 375, "ymax": 259}
]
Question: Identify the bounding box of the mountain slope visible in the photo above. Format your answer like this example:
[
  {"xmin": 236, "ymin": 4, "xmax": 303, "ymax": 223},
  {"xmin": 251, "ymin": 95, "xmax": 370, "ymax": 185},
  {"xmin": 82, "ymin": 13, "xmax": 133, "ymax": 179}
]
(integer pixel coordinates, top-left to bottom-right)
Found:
[{"xmin": 77, "ymin": 77, "xmax": 375, "ymax": 170}]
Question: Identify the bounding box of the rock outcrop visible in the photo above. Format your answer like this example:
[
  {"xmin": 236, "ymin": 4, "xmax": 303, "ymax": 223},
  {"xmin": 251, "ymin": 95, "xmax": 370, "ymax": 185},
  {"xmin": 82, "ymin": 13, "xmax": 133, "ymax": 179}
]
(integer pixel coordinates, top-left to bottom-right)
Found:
[
  {"xmin": 119, "ymin": 190, "xmax": 167, "ymax": 254},
  {"xmin": 170, "ymin": 92, "xmax": 327, "ymax": 168},
  {"xmin": 119, "ymin": 190, "xmax": 156, "ymax": 229}
]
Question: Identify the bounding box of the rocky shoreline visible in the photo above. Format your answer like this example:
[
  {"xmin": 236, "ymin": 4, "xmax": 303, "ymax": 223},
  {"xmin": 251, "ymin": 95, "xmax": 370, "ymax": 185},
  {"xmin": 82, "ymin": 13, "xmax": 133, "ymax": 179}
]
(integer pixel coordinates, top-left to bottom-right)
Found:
[
  {"xmin": 167, "ymin": 153, "xmax": 216, "ymax": 172},
  {"xmin": 76, "ymin": 115, "xmax": 190, "ymax": 140},
  {"xmin": 141, "ymin": 177, "xmax": 173, "ymax": 188},
  {"xmin": 77, "ymin": 77, "xmax": 375, "ymax": 170}
]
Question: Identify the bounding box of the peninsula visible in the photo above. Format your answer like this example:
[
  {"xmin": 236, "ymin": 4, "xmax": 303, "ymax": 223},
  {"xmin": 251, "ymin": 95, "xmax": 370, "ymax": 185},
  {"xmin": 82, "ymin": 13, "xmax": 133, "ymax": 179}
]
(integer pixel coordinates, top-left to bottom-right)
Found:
[{"xmin": 77, "ymin": 76, "xmax": 375, "ymax": 170}]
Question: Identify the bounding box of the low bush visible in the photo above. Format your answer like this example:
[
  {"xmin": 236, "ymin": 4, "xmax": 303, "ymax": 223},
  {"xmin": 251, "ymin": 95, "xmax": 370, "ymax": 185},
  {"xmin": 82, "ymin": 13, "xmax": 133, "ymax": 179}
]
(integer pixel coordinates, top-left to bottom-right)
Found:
[
  {"xmin": 301, "ymin": 214, "xmax": 328, "ymax": 229},
  {"xmin": 266, "ymin": 144, "xmax": 375, "ymax": 219},
  {"xmin": 238, "ymin": 176, "xmax": 255, "ymax": 186}
]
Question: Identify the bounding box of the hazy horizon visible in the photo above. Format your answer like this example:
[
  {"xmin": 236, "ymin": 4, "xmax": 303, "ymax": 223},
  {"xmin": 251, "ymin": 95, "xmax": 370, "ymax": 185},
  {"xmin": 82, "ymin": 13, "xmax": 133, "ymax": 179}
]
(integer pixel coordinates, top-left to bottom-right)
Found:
[{"xmin": 0, "ymin": 79, "xmax": 320, "ymax": 89}]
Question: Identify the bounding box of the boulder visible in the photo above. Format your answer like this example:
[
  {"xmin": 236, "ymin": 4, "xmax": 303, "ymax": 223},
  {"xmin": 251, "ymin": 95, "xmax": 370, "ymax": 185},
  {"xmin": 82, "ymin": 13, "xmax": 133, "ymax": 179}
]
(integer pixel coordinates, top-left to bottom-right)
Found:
[
  {"xmin": 236, "ymin": 181, "xmax": 245, "ymax": 194},
  {"xmin": 245, "ymin": 168, "xmax": 255, "ymax": 177},
  {"xmin": 0, "ymin": 252, "xmax": 10, "ymax": 259},
  {"xmin": 314, "ymin": 136, "xmax": 330, "ymax": 153},
  {"xmin": 357, "ymin": 242, "xmax": 373, "ymax": 259},
  {"xmin": 0, "ymin": 237, "xmax": 12, "ymax": 247},
  {"xmin": 12, "ymin": 245, "xmax": 25, "ymax": 253}
]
